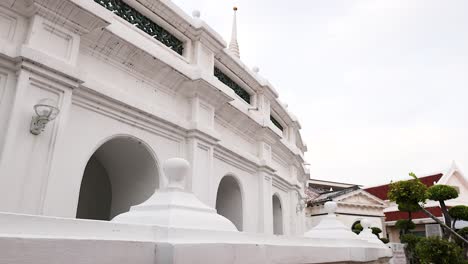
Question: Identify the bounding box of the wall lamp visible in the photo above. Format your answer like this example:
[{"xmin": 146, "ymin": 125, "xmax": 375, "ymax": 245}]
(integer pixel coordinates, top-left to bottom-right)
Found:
[{"xmin": 30, "ymin": 98, "xmax": 60, "ymax": 135}]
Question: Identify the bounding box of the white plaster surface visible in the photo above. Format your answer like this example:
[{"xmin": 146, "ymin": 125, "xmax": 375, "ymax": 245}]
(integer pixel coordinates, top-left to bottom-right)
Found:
[{"xmin": 0, "ymin": 0, "xmax": 392, "ymax": 262}]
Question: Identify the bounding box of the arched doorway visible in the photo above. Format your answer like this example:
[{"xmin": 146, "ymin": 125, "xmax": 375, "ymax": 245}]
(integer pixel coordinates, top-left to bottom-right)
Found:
[
  {"xmin": 272, "ymin": 194, "xmax": 283, "ymax": 235},
  {"xmin": 76, "ymin": 136, "xmax": 158, "ymax": 221},
  {"xmin": 215, "ymin": 175, "xmax": 243, "ymax": 231}
]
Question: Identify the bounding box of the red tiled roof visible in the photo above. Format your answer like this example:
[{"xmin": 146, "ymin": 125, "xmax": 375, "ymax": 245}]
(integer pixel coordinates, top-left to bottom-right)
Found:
[
  {"xmin": 385, "ymin": 206, "xmax": 443, "ymax": 221},
  {"xmin": 364, "ymin": 173, "xmax": 443, "ymax": 200}
]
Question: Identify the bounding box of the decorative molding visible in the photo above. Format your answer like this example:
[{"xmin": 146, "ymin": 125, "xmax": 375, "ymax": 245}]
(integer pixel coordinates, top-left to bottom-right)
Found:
[
  {"xmin": 270, "ymin": 115, "xmax": 283, "ymax": 131},
  {"xmin": 32, "ymin": 0, "xmax": 109, "ymax": 35},
  {"xmin": 213, "ymin": 146, "xmax": 257, "ymax": 174},
  {"xmin": 72, "ymin": 87, "xmax": 186, "ymax": 144},
  {"xmin": 41, "ymin": 21, "xmax": 73, "ymax": 60},
  {"xmin": 94, "ymin": 0, "xmax": 184, "ymax": 55},
  {"xmin": 214, "ymin": 66, "xmax": 250, "ymax": 104},
  {"xmin": 18, "ymin": 59, "xmax": 80, "ymax": 89},
  {"xmin": 272, "ymin": 174, "xmax": 294, "ymax": 192},
  {"xmin": 80, "ymin": 30, "xmax": 186, "ymax": 96},
  {"xmin": 336, "ymin": 189, "xmax": 387, "ymax": 207},
  {"xmin": 214, "ymin": 115, "xmax": 256, "ymax": 146},
  {"xmin": 186, "ymin": 128, "xmax": 219, "ymax": 146},
  {"xmin": 0, "ymin": 71, "xmax": 7, "ymax": 103},
  {"xmin": 0, "ymin": 7, "xmax": 17, "ymax": 41},
  {"xmin": 26, "ymin": 72, "xmax": 70, "ymax": 213}
]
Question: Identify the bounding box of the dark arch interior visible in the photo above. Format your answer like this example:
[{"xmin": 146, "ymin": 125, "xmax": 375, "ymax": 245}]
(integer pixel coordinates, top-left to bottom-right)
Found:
[
  {"xmin": 216, "ymin": 176, "xmax": 243, "ymax": 231},
  {"xmin": 76, "ymin": 137, "xmax": 158, "ymax": 221},
  {"xmin": 273, "ymin": 194, "xmax": 283, "ymax": 235}
]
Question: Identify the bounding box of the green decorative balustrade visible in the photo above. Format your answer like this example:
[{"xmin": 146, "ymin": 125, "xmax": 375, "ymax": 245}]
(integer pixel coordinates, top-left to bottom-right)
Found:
[
  {"xmin": 94, "ymin": 0, "xmax": 184, "ymax": 55},
  {"xmin": 214, "ymin": 67, "xmax": 251, "ymax": 104},
  {"xmin": 270, "ymin": 115, "xmax": 284, "ymax": 131}
]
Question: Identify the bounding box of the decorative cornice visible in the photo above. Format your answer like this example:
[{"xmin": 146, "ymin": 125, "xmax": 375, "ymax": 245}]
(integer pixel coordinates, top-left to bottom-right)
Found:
[
  {"xmin": 213, "ymin": 146, "xmax": 258, "ymax": 174},
  {"xmin": 179, "ymin": 78, "xmax": 234, "ymax": 110},
  {"xmin": 30, "ymin": 0, "xmax": 110, "ymax": 35},
  {"xmin": 131, "ymin": 0, "xmax": 226, "ymax": 52}
]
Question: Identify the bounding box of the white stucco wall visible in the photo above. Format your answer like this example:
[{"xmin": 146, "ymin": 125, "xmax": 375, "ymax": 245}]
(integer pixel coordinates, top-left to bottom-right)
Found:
[{"xmin": 0, "ymin": 0, "xmax": 309, "ymax": 236}]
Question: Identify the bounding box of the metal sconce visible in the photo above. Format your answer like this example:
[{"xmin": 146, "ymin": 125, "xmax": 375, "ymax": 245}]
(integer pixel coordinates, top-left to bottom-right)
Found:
[{"xmin": 30, "ymin": 98, "xmax": 60, "ymax": 135}]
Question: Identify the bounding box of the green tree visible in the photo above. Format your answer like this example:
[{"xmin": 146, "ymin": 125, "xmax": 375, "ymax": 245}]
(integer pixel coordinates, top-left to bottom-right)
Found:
[
  {"xmin": 395, "ymin": 219, "xmax": 416, "ymax": 236},
  {"xmin": 426, "ymin": 185, "xmax": 459, "ymax": 238},
  {"xmin": 388, "ymin": 173, "xmax": 426, "ymax": 238},
  {"xmin": 388, "ymin": 173, "xmax": 468, "ymax": 244},
  {"xmin": 388, "ymin": 173, "xmax": 427, "ymax": 221},
  {"xmin": 456, "ymin": 227, "xmax": 468, "ymax": 259},
  {"xmin": 449, "ymin": 205, "xmax": 468, "ymax": 229}
]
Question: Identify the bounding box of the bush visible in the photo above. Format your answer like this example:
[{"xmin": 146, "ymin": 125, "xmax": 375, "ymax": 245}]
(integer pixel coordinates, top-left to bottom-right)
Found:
[
  {"xmin": 351, "ymin": 221, "xmax": 363, "ymax": 234},
  {"xmin": 455, "ymin": 227, "xmax": 468, "ymax": 246},
  {"xmin": 415, "ymin": 236, "xmax": 464, "ymax": 264},
  {"xmin": 396, "ymin": 219, "xmax": 416, "ymax": 232},
  {"xmin": 401, "ymin": 234, "xmax": 422, "ymax": 262},
  {"xmin": 380, "ymin": 238, "xmax": 389, "ymax": 244},
  {"xmin": 371, "ymin": 227, "xmax": 382, "ymax": 238},
  {"xmin": 426, "ymin": 185, "xmax": 458, "ymax": 202},
  {"xmin": 449, "ymin": 205, "xmax": 468, "ymax": 221},
  {"xmin": 401, "ymin": 234, "xmax": 422, "ymax": 252}
]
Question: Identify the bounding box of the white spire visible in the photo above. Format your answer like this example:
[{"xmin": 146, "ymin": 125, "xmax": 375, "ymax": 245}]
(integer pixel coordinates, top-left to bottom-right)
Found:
[{"xmin": 229, "ymin": 7, "xmax": 240, "ymax": 58}]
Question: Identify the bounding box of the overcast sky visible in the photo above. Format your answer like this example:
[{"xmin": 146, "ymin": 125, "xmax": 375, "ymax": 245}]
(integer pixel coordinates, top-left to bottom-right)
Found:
[{"xmin": 172, "ymin": 0, "xmax": 468, "ymax": 186}]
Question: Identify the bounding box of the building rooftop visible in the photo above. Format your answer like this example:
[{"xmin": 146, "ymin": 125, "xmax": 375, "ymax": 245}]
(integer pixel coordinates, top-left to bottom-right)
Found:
[{"xmin": 364, "ymin": 173, "xmax": 443, "ymax": 200}]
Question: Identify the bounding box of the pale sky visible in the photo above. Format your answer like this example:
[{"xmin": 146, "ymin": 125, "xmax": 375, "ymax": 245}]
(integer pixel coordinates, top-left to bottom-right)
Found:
[{"xmin": 172, "ymin": 0, "xmax": 468, "ymax": 186}]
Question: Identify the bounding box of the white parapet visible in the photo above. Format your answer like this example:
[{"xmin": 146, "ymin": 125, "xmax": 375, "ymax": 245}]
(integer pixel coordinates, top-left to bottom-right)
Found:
[{"xmin": 0, "ymin": 159, "xmax": 392, "ymax": 264}]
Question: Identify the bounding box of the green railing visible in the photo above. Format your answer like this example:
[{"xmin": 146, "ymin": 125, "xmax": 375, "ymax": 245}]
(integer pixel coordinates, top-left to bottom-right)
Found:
[
  {"xmin": 214, "ymin": 67, "xmax": 251, "ymax": 104},
  {"xmin": 94, "ymin": 0, "xmax": 184, "ymax": 55},
  {"xmin": 270, "ymin": 115, "xmax": 284, "ymax": 131}
]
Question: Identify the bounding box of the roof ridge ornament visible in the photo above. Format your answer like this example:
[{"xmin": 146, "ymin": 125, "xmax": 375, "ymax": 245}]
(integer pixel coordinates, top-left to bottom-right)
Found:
[{"xmin": 228, "ymin": 7, "xmax": 240, "ymax": 58}]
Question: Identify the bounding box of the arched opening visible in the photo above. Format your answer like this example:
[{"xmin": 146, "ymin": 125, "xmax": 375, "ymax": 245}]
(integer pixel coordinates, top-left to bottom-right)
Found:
[
  {"xmin": 272, "ymin": 194, "xmax": 283, "ymax": 235},
  {"xmin": 76, "ymin": 137, "xmax": 158, "ymax": 221},
  {"xmin": 215, "ymin": 175, "xmax": 243, "ymax": 231}
]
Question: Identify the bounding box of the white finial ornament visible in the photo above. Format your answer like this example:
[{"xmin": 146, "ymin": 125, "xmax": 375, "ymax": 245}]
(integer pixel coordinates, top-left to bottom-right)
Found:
[
  {"xmin": 192, "ymin": 10, "xmax": 201, "ymax": 18},
  {"xmin": 304, "ymin": 201, "xmax": 359, "ymax": 239},
  {"xmin": 324, "ymin": 200, "xmax": 337, "ymax": 214},
  {"xmin": 358, "ymin": 218, "xmax": 384, "ymax": 244},
  {"xmin": 164, "ymin": 158, "xmax": 189, "ymax": 189},
  {"xmin": 112, "ymin": 158, "xmax": 238, "ymax": 232},
  {"xmin": 229, "ymin": 7, "xmax": 240, "ymax": 58}
]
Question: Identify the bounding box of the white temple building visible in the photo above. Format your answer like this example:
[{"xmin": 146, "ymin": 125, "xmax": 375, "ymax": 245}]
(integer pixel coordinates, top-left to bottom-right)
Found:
[
  {"xmin": 305, "ymin": 180, "xmax": 387, "ymax": 236},
  {"xmin": 0, "ymin": 0, "xmax": 392, "ymax": 263}
]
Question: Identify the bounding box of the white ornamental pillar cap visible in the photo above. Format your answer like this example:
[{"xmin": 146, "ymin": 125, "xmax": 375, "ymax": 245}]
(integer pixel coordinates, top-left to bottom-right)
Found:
[
  {"xmin": 163, "ymin": 158, "xmax": 189, "ymax": 189},
  {"xmin": 192, "ymin": 10, "xmax": 201, "ymax": 18},
  {"xmin": 324, "ymin": 201, "xmax": 337, "ymax": 214}
]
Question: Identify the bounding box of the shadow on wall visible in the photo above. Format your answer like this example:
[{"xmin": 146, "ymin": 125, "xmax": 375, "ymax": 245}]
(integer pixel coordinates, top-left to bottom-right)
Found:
[
  {"xmin": 273, "ymin": 194, "xmax": 283, "ymax": 235},
  {"xmin": 215, "ymin": 175, "xmax": 243, "ymax": 231},
  {"xmin": 76, "ymin": 136, "xmax": 159, "ymax": 221}
]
